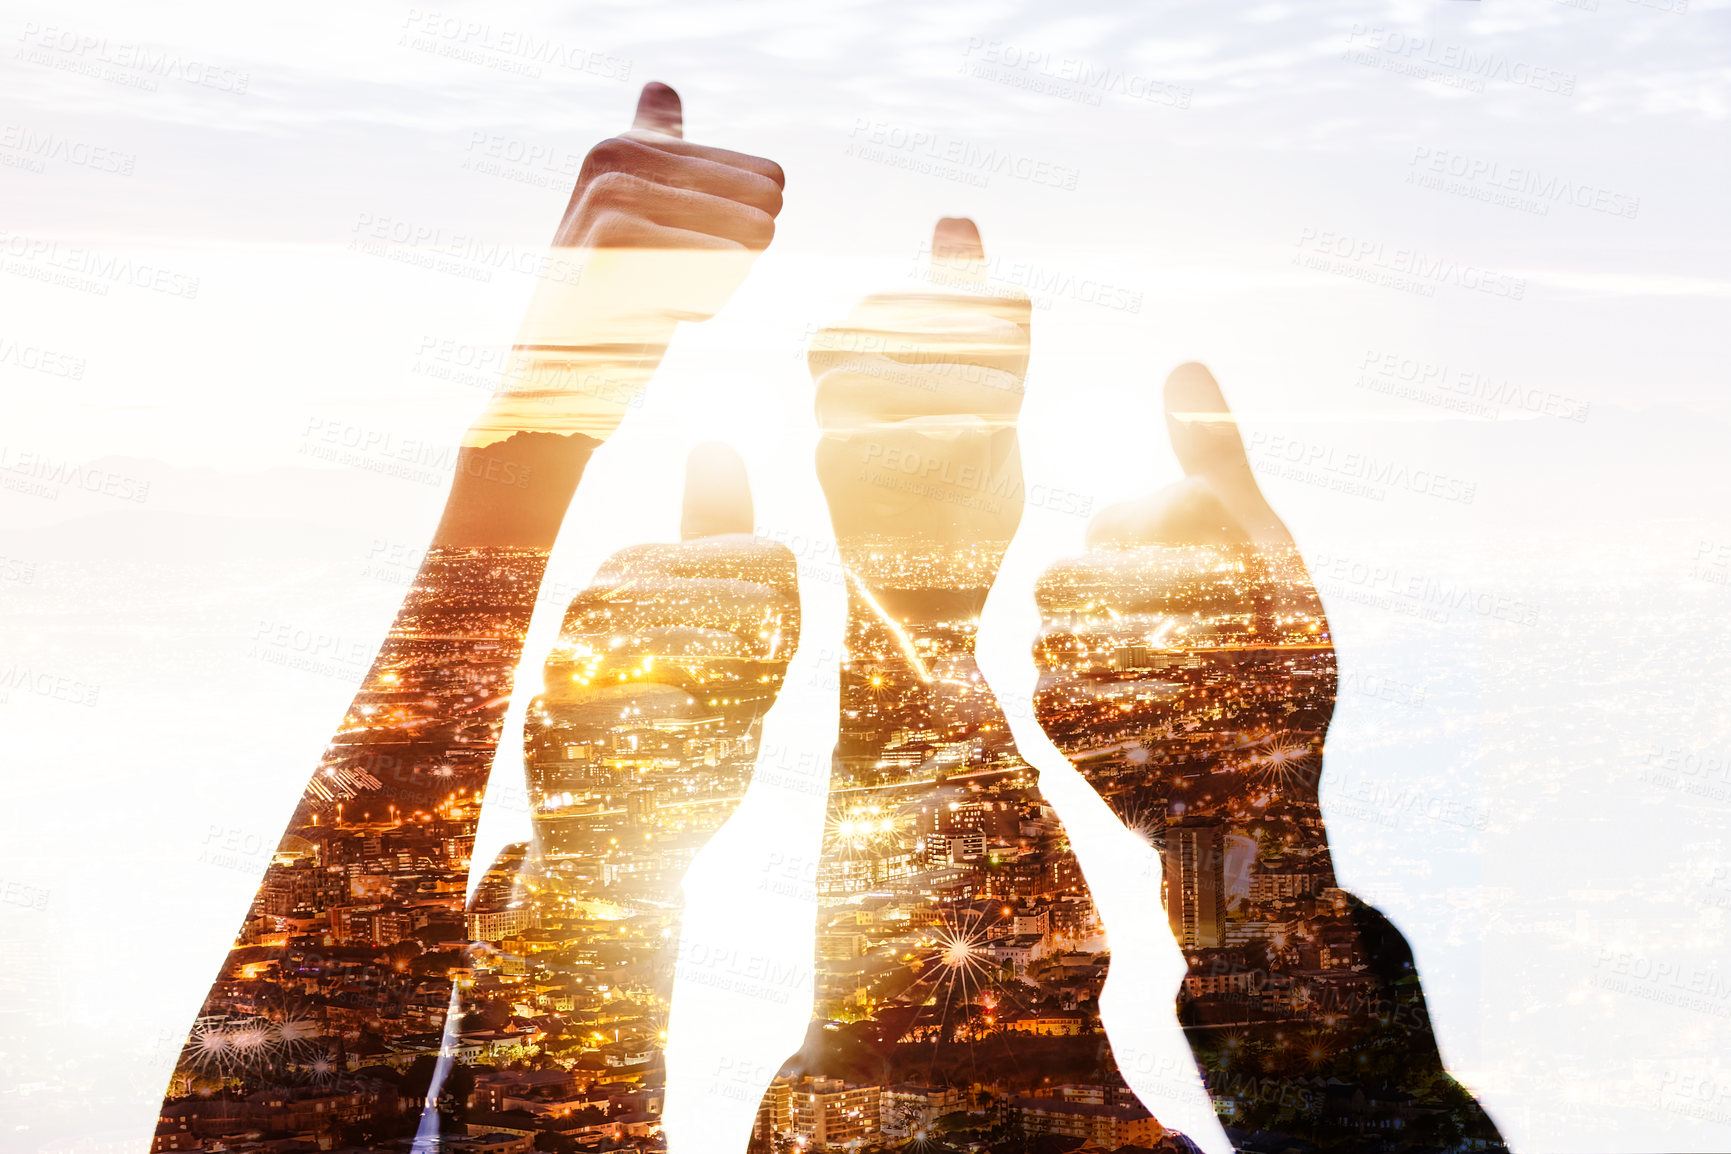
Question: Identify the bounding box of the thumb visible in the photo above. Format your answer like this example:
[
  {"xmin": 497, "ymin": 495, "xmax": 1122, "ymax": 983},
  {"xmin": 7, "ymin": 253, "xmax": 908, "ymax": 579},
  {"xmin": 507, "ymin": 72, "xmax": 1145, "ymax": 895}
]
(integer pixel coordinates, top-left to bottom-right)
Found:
[
  {"xmin": 680, "ymin": 441, "xmax": 754, "ymax": 540},
  {"xmin": 632, "ymin": 81, "xmax": 684, "ymax": 138},
  {"xmin": 1163, "ymin": 362, "xmax": 1290, "ymax": 546},
  {"xmin": 928, "ymin": 216, "xmax": 986, "ymax": 290}
]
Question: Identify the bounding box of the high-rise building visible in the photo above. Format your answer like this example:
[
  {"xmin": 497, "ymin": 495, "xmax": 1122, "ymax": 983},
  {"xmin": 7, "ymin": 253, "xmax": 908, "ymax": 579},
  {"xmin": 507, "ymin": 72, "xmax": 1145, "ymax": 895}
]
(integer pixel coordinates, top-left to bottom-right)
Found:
[
  {"xmin": 1164, "ymin": 817, "xmax": 1226, "ymax": 948},
  {"xmin": 787, "ymin": 1076, "xmax": 881, "ymax": 1146}
]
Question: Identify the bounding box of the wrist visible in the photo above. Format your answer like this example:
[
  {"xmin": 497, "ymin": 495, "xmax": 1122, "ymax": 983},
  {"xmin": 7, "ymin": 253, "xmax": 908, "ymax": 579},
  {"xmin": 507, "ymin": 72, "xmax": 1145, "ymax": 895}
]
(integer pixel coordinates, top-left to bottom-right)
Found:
[{"xmin": 429, "ymin": 430, "xmax": 598, "ymax": 551}]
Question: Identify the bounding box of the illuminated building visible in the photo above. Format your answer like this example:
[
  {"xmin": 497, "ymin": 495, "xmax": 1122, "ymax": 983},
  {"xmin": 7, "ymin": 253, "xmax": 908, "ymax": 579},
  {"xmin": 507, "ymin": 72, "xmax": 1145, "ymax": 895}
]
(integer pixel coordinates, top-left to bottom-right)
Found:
[{"xmin": 1164, "ymin": 817, "xmax": 1226, "ymax": 949}]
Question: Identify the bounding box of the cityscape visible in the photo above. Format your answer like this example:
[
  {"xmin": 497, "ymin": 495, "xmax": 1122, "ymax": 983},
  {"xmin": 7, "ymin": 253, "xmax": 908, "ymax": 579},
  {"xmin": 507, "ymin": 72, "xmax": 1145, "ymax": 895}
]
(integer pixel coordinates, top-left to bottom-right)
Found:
[
  {"xmin": 155, "ymin": 532, "xmax": 816, "ymax": 1153},
  {"xmin": 154, "ymin": 272, "xmax": 1500, "ymax": 1152},
  {"xmin": 744, "ymin": 533, "xmax": 1193, "ymax": 1154},
  {"xmin": 1033, "ymin": 541, "xmax": 1504, "ymax": 1150}
]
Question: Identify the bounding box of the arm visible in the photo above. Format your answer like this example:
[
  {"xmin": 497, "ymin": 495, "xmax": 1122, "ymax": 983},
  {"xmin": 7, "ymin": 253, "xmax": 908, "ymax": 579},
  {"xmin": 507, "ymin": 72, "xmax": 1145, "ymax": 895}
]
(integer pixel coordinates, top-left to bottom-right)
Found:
[
  {"xmin": 1032, "ymin": 363, "xmax": 1506, "ymax": 1151},
  {"xmin": 750, "ymin": 223, "xmax": 1199, "ymax": 1154},
  {"xmin": 158, "ymin": 82, "xmax": 783, "ymax": 1146}
]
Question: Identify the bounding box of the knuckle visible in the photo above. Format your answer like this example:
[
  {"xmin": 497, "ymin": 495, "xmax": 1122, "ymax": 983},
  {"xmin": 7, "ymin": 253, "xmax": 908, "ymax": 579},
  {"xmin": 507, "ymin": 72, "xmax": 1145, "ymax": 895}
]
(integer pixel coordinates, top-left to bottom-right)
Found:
[
  {"xmin": 748, "ymin": 174, "xmax": 785, "ymax": 218},
  {"xmin": 583, "ymin": 208, "xmax": 637, "ymax": 244},
  {"xmin": 586, "ymin": 135, "xmax": 633, "ymax": 167},
  {"xmin": 584, "ymin": 169, "xmax": 639, "ymax": 204},
  {"xmin": 744, "ymin": 209, "xmax": 775, "ymax": 247},
  {"xmin": 580, "ymin": 137, "xmax": 650, "ymax": 185}
]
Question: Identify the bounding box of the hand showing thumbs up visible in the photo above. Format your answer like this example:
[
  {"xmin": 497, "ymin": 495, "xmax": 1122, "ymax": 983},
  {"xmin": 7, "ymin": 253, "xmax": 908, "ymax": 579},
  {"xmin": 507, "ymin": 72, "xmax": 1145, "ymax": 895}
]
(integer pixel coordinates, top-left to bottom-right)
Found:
[
  {"xmin": 811, "ymin": 218, "xmax": 1032, "ymax": 571},
  {"xmin": 476, "ymin": 82, "xmax": 786, "ymax": 447},
  {"xmin": 553, "ymin": 81, "xmax": 784, "ymax": 257},
  {"xmin": 1029, "ymin": 364, "xmax": 1508, "ymax": 1148}
]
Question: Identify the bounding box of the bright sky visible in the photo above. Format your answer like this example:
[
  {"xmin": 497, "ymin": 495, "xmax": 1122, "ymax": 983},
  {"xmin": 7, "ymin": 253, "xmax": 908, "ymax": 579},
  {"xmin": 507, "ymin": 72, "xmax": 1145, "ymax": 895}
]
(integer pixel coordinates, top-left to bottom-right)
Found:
[{"xmin": 2, "ymin": 2, "xmax": 1729, "ymax": 1151}]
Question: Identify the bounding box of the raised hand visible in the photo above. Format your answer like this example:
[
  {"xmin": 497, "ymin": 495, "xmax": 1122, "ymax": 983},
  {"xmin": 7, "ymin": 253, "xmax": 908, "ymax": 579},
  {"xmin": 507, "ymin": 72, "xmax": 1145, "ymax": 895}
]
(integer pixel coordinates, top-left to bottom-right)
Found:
[
  {"xmin": 521, "ymin": 442, "xmax": 800, "ymax": 914},
  {"xmin": 160, "ymin": 82, "xmax": 785, "ymax": 1151},
  {"xmin": 812, "ymin": 217, "xmax": 1028, "ymax": 566},
  {"xmin": 1035, "ymin": 364, "xmax": 1332, "ymax": 858},
  {"xmin": 456, "ymin": 442, "xmax": 800, "ymax": 1107},
  {"xmin": 551, "ymin": 81, "xmax": 783, "ymax": 263},
  {"xmin": 748, "ymin": 224, "xmax": 1197, "ymax": 1154},
  {"xmin": 1032, "ymin": 364, "xmax": 1506, "ymax": 1150},
  {"xmin": 807, "ymin": 218, "xmax": 1031, "ymax": 774},
  {"xmin": 470, "ymin": 82, "xmax": 787, "ymax": 451}
]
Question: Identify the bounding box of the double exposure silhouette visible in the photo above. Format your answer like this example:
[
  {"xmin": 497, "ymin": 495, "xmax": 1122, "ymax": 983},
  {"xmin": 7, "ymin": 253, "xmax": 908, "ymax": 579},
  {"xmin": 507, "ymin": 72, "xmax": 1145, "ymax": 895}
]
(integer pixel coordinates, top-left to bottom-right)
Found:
[
  {"xmin": 743, "ymin": 220, "xmax": 1199, "ymax": 1153},
  {"xmin": 157, "ymin": 80, "xmax": 1504, "ymax": 1154},
  {"xmin": 1030, "ymin": 364, "xmax": 1507, "ymax": 1152},
  {"xmin": 155, "ymin": 82, "xmax": 787, "ymax": 1151}
]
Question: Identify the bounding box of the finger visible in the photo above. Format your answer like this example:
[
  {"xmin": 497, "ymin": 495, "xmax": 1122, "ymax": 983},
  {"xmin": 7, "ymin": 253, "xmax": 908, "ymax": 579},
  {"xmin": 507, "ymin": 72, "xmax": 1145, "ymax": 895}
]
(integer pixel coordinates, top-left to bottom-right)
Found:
[
  {"xmin": 813, "ymin": 356, "xmax": 1024, "ymax": 432},
  {"xmin": 1163, "ymin": 362, "xmax": 1291, "ymax": 546},
  {"xmin": 580, "ymin": 137, "xmax": 784, "ymax": 218},
  {"xmin": 617, "ymin": 134, "xmax": 785, "ymax": 190},
  {"xmin": 681, "ymin": 441, "xmax": 755, "ymax": 540},
  {"xmin": 837, "ymin": 289, "xmax": 1032, "ymax": 342},
  {"xmin": 808, "ymin": 310, "xmax": 1029, "ymax": 382},
  {"xmin": 632, "ymin": 80, "xmax": 683, "ymax": 138},
  {"xmin": 581, "ymin": 213, "xmax": 746, "ymax": 253},
  {"xmin": 575, "ymin": 172, "xmax": 774, "ymax": 249}
]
